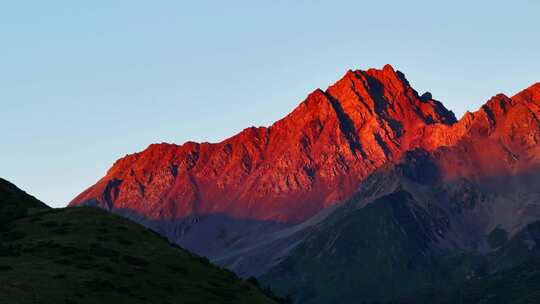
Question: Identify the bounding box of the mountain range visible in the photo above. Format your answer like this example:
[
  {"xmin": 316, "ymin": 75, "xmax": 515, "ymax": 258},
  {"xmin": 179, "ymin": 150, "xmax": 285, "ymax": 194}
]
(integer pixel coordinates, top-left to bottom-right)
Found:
[{"xmin": 69, "ymin": 65, "xmax": 540, "ymax": 303}]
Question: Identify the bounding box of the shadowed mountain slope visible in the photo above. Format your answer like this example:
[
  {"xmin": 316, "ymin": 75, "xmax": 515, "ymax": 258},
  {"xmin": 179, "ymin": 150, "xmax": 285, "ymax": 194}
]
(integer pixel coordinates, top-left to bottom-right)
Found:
[{"xmin": 261, "ymin": 149, "xmax": 540, "ymax": 303}]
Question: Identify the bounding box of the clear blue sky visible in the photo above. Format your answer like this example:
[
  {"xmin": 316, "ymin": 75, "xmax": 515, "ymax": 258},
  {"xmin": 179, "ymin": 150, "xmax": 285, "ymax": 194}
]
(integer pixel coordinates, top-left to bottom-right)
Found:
[{"xmin": 2, "ymin": 1, "xmax": 539, "ymax": 207}]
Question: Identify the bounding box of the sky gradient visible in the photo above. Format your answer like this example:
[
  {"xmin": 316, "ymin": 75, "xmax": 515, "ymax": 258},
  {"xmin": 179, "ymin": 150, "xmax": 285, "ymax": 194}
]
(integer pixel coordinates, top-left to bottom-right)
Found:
[{"xmin": 2, "ymin": 1, "xmax": 539, "ymax": 207}]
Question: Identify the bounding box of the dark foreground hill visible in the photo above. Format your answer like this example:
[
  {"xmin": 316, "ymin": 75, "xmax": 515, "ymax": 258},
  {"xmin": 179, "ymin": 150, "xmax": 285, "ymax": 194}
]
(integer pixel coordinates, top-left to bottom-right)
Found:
[{"xmin": 0, "ymin": 178, "xmax": 276, "ymax": 304}]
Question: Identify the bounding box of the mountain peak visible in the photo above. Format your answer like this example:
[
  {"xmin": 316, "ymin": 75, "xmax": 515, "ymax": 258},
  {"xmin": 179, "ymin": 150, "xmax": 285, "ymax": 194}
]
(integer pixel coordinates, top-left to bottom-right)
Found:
[
  {"xmin": 70, "ymin": 67, "xmax": 540, "ymax": 224},
  {"xmin": 71, "ymin": 65, "xmax": 460, "ymax": 223},
  {"xmin": 366, "ymin": 64, "xmax": 400, "ymax": 79},
  {"xmin": 327, "ymin": 65, "xmax": 456, "ymax": 128},
  {"xmin": 481, "ymin": 93, "xmax": 514, "ymax": 121},
  {"xmin": 383, "ymin": 63, "xmax": 396, "ymax": 72}
]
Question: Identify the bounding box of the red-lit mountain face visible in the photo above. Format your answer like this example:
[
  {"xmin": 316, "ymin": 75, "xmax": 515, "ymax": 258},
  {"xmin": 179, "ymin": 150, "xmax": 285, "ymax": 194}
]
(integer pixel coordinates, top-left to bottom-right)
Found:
[
  {"xmin": 70, "ymin": 65, "xmax": 540, "ymax": 227},
  {"xmin": 430, "ymin": 83, "xmax": 540, "ymax": 183},
  {"xmin": 258, "ymin": 83, "xmax": 540, "ymax": 303},
  {"xmin": 70, "ymin": 65, "xmax": 458, "ymax": 223}
]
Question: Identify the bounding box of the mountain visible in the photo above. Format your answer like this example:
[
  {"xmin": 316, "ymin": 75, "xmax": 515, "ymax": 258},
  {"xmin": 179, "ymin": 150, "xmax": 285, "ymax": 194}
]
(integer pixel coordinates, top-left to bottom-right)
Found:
[
  {"xmin": 0, "ymin": 178, "xmax": 277, "ymax": 303},
  {"xmin": 259, "ymin": 82, "xmax": 540, "ymax": 303},
  {"xmin": 70, "ymin": 64, "xmax": 456, "ymax": 223},
  {"xmin": 68, "ymin": 64, "xmax": 540, "ymax": 303},
  {"xmin": 261, "ymin": 149, "xmax": 540, "ymax": 303},
  {"xmin": 426, "ymin": 83, "xmax": 540, "ymax": 184},
  {"xmin": 68, "ymin": 65, "xmax": 460, "ymax": 276},
  {"xmin": 218, "ymin": 84, "xmax": 540, "ymax": 276}
]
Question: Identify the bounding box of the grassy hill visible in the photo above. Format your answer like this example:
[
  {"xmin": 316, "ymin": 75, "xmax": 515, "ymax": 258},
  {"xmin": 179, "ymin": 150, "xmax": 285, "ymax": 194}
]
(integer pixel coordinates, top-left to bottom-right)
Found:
[{"xmin": 0, "ymin": 178, "xmax": 276, "ymax": 304}]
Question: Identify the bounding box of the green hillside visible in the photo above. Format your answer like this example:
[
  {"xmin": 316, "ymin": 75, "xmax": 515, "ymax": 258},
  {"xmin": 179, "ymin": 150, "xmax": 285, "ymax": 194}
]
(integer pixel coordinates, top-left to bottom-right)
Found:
[{"xmin": 0, "ymin": 178, "xmax": 276, "ymax": 304}]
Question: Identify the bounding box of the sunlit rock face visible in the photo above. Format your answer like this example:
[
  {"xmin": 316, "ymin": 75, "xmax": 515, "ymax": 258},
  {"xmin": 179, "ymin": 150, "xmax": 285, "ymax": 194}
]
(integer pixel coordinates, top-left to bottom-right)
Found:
[
  {"xmin": 70, "ymin": 65, "xmax": 462, "ymax": 223},
  {"xmin": 70, "ymin": 67, "xmax": 540, "ymax": 226}
]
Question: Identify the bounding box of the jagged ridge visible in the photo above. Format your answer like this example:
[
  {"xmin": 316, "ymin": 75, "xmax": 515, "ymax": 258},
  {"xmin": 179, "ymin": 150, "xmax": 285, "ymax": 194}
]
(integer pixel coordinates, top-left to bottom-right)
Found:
[
  {"xmin": 70, "ymin": 66, "xmax": 540, "ymax": 226},
  {"xmin": 70, "ymin": 65, "xmax": 458, "ymax": 223}
]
